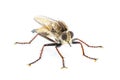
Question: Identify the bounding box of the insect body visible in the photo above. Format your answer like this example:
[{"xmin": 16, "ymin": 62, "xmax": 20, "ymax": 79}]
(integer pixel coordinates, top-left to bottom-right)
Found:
[
  {"xmin": 15, "ymin": 16, "xmax": 102, "ymax": 68},
  {"xmin": 32, "ymin": 16, "xmax": 73, "ymax": 46}
]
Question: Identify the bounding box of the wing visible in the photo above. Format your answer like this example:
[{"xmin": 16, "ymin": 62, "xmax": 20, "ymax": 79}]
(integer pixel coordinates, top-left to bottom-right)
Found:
[
  {"xmin": 34, "ymin": 16, "xmax": 57, "ymax": 28},
  {"xmin": 34, "ymin": 16, "xmax": 68, "ymax": 32},
  {"xmin": 32, "ymin": 26, "xmax": 53, "ymax": 37},
  {"xmin": 33, "ymin": 16, "xmax": 58, "ymax": 36}
]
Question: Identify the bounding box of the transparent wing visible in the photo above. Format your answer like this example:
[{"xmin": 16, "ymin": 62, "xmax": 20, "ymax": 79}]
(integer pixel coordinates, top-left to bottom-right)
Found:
[{"xmin": 34, "ymin": 16, "xmax": 57, "ymax": 27}]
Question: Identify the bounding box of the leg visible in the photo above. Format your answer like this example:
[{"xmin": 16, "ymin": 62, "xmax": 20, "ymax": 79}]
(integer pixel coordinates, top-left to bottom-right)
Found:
[
  {"xmin": 55, "ymin": 46, "xmax": 67, "ymax": 68},
  {"xmin": 15, "ymin": 33, "xmax": 56, "ymax": 44},
  {"xmin": 72, "ymin": 41, "xmax": 97, "ymax": 61},
  {"xmin": 72, "ymin": 38, "xmax": 103, "ymax": 48},
  {"xmin": 15, "ymin": 34, "xmax": 39, "ymax": 44},
  {"xmin": 28, "ymin": 43, "xmax": 58, "ymax": 66},
  {"xmin": 28, "ymin": 43, "xmax": 66, "ymax": 68}
]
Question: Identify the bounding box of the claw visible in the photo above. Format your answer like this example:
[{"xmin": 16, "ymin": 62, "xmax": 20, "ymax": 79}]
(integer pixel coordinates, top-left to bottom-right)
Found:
[
  {"xmin": 94, "ymin": 58, "xmax": 98, "ymax": 62},
  {"xmin": 14, "ymin": 42, "xmax": 17, "ymax": 45},
  {"xmin": 28, "ymin": 64, "xmax": 31, "ymax": 66},
  {"xmin": 61, "ymin": 66, "xmax": 68, "ymax": 69}
]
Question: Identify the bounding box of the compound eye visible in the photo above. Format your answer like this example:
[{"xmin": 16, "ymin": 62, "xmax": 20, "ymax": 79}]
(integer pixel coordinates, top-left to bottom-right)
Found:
[
  {"xmin": 62, "ymin": 33, "xmax": 67, "ymax": 40},
  {"xmin": 69, "ymin": 31, "xmax": 74, "ymax": 38}
]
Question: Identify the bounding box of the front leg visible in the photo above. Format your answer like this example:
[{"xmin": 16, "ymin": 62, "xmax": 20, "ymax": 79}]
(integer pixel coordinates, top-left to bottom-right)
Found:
[
  {"xmin": 72, "ymin": 38, "xmax": 103, "ymax": 48},
  {"xmin": 72, "ymin": 41, "xmax": 98, "ymax": 61},
  {"xmin": 55, "ymin": 45, "xmax": 67, "ymax": 68}
]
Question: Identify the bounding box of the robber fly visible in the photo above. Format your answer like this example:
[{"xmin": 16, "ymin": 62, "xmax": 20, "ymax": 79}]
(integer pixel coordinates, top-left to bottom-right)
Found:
[{"xmin": 15, "ymin": 16, "xmax": 103, "ymax": 68}]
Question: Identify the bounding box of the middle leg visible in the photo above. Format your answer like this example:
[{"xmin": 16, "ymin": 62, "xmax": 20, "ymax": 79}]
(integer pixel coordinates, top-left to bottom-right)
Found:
[{"xmin": 28, "ymin": 43, "xmax": 58, "ymax": 66}]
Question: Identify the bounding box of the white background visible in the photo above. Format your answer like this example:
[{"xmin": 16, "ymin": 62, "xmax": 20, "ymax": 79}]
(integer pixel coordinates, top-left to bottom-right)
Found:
[{"xmin": 0, "ymin": 0, "xmax": 120, "ymax": 80}]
